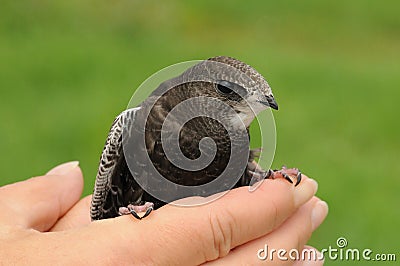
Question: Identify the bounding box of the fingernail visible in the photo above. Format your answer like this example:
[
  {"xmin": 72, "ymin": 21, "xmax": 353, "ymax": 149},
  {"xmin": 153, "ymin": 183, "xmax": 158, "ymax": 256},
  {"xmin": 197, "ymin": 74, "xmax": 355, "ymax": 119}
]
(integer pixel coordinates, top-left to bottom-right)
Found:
[
  {"xmin": 294, "ymin": 178, "xmax": 318, "ymax": 207},
  {"xmin": 46, "ymin": 161, "xmax": 80, "ymax": 175},
  {"xmin": 311, "ymin": 200, "xmax": 329, "ymax": 231}
]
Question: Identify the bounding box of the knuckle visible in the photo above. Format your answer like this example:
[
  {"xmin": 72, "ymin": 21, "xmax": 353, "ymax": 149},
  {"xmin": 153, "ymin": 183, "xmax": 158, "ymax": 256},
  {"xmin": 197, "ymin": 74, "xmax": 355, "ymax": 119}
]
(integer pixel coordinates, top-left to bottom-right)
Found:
[{"xmin": 205, "ymin": 208, "xmax": 235, "ymax": 260}]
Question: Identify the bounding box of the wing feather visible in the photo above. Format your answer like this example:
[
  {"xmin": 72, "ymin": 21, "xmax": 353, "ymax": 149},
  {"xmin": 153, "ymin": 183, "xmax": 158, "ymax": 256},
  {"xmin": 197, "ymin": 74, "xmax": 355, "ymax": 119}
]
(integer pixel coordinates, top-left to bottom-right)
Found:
[{"xmin": 90, "ymin": 107, "xmax": 140, "ymax": 220}]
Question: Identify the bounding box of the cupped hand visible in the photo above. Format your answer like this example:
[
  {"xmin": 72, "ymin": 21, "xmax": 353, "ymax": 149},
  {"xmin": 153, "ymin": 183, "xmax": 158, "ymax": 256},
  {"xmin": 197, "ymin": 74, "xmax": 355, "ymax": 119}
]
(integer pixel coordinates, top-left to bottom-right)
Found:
[{"xmin": 0, "ymin": 162, "xmax": 327, "ymax": 265}]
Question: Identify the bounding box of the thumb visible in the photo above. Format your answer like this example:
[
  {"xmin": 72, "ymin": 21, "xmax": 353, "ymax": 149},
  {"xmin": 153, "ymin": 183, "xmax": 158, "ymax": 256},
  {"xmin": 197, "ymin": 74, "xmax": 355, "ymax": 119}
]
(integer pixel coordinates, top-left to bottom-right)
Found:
[
  {"xmin": 0, "ymin": 161, "xmax": 83, "ymax": 231},
  {"xmin": 46, "ymin": 161, "xmax": 80, "ymax": 175}
]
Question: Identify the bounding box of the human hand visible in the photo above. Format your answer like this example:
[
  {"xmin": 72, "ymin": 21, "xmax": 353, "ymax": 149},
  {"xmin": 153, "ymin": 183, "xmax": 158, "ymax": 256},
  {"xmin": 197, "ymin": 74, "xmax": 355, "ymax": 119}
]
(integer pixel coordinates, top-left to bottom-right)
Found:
[{"xmin": 0, "ymin": 161, "xmax": 328, "ymax": 265}]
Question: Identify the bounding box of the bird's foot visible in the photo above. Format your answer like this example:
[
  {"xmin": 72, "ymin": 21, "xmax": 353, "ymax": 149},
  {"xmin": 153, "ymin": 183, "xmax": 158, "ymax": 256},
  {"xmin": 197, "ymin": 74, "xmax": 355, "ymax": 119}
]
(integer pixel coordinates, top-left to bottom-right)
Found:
[
  {"xmin": 271, "ymin": 166, "xmax": 302, "ymax": 186},
  {"xmin": 247, "ymin": 168, "xmax": 273, "ymax": 183},
  {"xmin": 246, "ymin": 161, "xmax": 302, "ymax": 187},
  {"xmin": 118, "ymin": 202, "xmax": 154, "ymax": 220},
  {"xmin": 246, "ymin": 159, "xmax": 273, "ymax": 183}
]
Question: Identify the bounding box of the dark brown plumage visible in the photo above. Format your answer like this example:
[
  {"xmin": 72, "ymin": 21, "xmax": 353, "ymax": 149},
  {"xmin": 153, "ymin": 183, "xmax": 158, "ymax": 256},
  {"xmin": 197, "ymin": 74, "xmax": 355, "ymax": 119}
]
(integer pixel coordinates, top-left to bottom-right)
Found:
[{"xmin": 90, "ymin": 56, "xmax": 299, "ymax": 221}]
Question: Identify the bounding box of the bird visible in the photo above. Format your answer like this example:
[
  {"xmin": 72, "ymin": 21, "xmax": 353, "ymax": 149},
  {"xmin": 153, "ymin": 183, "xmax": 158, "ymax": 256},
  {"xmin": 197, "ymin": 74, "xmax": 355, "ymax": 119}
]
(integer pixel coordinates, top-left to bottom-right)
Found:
[{"xmin": 90, "ymin": 56, "xmax": 301, "ymax": 220}]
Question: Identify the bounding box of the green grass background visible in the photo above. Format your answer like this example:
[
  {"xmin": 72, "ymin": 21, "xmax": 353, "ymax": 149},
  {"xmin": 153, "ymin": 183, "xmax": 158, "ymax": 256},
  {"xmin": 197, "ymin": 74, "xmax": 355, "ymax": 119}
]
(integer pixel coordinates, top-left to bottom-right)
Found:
[{"xmin": 0, "ymin": 1, "xmax": 398, "ymax": 264}]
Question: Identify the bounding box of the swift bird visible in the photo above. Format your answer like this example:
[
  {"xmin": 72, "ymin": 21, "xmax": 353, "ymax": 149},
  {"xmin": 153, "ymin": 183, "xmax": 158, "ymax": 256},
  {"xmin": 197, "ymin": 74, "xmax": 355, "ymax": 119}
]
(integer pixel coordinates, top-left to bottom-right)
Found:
[{"xmin": 90, "ymin": 56, "xmax": 301, "ymax": 220}]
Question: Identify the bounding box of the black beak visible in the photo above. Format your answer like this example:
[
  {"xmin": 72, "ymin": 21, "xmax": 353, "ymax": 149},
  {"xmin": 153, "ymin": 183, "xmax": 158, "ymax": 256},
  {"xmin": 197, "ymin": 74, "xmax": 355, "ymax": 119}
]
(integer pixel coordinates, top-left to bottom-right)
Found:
[{"xmin": 259, "ymin": 96, "xmax": 279, "ymax": 110}]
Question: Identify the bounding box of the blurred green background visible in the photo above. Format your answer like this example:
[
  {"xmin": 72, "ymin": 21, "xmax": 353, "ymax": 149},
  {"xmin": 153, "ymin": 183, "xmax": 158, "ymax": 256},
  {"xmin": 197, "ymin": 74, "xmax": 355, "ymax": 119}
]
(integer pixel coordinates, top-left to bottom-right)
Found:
[{"xmin": 0, "ymin": 0, "xmax": 398, "ymax": 264}]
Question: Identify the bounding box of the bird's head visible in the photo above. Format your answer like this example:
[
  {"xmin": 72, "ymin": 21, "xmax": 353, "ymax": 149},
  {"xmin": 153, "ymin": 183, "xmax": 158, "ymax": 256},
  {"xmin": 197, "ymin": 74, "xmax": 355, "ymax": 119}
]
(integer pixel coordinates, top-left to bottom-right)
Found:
[
  {"xmin": 148, "ymin": 56, "xmax": 277, "ymax": 128},
  {"xmin": 187, "ymin": 56, "xmax": 278, "ymax": 127}
]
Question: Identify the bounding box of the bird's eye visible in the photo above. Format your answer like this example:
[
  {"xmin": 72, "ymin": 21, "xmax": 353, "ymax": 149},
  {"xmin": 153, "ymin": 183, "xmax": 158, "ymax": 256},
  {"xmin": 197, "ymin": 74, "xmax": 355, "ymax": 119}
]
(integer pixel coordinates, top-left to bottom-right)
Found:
[{"xmin": 215, "ymin": 81, "xmax": 234, "ymax": 94}]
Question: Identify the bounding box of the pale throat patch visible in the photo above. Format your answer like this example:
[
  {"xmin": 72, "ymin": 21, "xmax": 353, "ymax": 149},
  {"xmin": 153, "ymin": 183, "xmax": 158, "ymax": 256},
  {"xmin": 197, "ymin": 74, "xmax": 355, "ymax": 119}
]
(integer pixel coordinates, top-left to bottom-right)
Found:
[
  {"xmin": 230, "ymin": 95, "xmax": 269, "ymax": 128},
  {"xmin": 229, "ymin": 108, "xmax": 256, "ymax": 128}
]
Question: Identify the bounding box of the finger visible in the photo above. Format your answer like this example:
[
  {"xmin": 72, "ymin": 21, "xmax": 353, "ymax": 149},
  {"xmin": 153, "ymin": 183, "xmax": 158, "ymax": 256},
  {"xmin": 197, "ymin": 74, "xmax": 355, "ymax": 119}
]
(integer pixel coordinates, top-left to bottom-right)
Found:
[
  {"xmin": 207, "ymin": 197, "xmax": 328, "ymax": 265},
  {"xmin": 50, "ymin": 195, "xmax": 92, "ymax": 231},
  {"xmin": 265, "ymin": 199, "xmax": 328, "ymax": 254},
  {"xmin": 0, "ymin": 161, "xmax": 83, "ymax": 231},
  {"xmin": 76, "ymin": 175, "xmax": 318, "ymax": 265}
]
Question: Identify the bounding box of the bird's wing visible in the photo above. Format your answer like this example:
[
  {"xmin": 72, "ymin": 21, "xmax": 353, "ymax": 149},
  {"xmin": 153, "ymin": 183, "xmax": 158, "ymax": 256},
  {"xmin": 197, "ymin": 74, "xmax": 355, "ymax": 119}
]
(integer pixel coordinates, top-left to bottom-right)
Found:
[{"xmin": 90, "ymin": 107, "xmax": 142, "ymax": 220}]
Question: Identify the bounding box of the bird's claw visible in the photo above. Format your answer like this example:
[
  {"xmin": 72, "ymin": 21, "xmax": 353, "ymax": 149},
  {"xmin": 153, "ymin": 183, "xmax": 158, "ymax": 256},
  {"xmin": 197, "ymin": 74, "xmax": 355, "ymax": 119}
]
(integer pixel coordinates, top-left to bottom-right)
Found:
[
  {"xmin": 270, "ymin": 166, "xmax": 302, "ymax": 187},
  {"xmin": 295, "ymin": 172, "xmax": 302, "ymax": 186},
  {"xmin": 247, "ymin": 168, "xmax": 273, "ymax": 183},
  {"xmin": 130, "ymin": 206, "xmax": 153, "ymax": 220},
  {"xmin": 119, "ymin": 202, "xmax": 154, "ymax": 220},
  {"xmin": 282, "ymin": 172, "xmax": 293, "ymax": 184}
]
